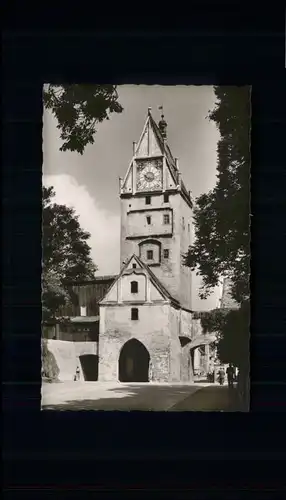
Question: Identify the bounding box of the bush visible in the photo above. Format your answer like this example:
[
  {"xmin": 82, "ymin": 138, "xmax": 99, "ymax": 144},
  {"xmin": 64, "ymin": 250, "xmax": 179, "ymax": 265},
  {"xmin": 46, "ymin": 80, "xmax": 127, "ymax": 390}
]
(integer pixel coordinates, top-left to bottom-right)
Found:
[{"xmin": 41, "ymin": 339, "xmax": 60, "ymax": 381}]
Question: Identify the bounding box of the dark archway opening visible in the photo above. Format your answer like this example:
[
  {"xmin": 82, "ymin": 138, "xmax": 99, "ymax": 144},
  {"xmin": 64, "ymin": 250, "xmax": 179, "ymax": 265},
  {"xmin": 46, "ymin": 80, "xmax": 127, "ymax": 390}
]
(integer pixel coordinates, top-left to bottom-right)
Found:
[
  {"xmin": 119, "ymin": 339, "xmax": 150, "ymax": 382},
  {"xmin": 79, "ymin": 354, "xmax": 98, "ymax": 381}
]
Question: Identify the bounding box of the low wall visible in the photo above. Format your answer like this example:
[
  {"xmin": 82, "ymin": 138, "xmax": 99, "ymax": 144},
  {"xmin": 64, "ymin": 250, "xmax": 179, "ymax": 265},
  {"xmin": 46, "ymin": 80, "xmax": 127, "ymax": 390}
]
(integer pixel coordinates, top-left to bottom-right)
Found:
[{"xmin": 46, "ymin": 339, "xmax": 98, "ymax": 381}]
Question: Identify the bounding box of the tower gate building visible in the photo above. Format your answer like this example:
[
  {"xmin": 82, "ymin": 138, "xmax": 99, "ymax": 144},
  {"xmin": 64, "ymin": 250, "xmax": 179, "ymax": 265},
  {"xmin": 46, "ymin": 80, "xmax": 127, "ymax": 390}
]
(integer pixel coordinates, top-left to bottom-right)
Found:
[{"xmin": 98, "ymin": 109, "xmax": 214, "ymax": 382}]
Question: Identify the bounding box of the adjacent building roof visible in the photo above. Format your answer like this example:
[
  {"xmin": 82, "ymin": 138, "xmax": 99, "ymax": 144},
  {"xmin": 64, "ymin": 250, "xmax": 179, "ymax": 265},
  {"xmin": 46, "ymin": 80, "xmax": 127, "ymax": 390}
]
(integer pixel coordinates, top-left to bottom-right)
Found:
[
  {"xmin": 70, "ymin": 316, "xmax": 100, "ymax": 323},
  {"xmin": 64, "ymin": 275, "xmax": 117, "ymax": 286}
]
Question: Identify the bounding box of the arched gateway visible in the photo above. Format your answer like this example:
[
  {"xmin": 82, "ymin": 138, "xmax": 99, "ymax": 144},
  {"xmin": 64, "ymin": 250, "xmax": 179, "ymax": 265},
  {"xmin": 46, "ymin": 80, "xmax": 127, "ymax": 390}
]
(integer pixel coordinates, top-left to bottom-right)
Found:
[
  {"xmin": 119, "ymin": 339, "xmax": 150, "ymax": 383},
  {"xmin": 79, "ymin": 354, "xmax": 98, "ymax": 381}
]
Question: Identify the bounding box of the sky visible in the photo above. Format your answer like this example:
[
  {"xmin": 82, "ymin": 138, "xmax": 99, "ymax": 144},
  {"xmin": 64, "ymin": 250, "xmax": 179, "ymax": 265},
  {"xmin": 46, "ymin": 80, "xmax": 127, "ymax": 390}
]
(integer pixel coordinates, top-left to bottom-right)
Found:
[{"xmin": 43, "ymin": 85, "xmax": 222, "ymax": 310}]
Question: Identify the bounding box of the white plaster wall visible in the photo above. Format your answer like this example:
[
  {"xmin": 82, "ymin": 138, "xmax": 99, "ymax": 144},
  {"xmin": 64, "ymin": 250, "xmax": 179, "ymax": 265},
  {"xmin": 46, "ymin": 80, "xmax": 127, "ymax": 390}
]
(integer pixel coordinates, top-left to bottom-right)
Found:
[
  {"xmin": 121, "ymin": 273, "xmax": 147, "ymax": 302},
  {"xmin": 46, "ymin": 339, "xmax": 98, "ymax": 382}
]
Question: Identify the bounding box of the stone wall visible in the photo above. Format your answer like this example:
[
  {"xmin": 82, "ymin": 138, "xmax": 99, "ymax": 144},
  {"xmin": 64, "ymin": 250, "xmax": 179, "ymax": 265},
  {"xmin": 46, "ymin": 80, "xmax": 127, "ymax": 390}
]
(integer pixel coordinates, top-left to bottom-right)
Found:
[
  {"xmin": 179, "ymin": 195, "xmax": 193, "ymax": 309},
  {"xmin": 120, "ymin": 192, "xmax": 192, "ymax": 309},
  {"xmin": 99, "ymin": 303, "xmax": 174, "ymax": 382},
  {"xmin": 168, "ymin": 307, "xmax": 181, "ymax": 381},
  {"xmin": 46, "ymin": 339, "xmax": 98, "ymax": 382}
]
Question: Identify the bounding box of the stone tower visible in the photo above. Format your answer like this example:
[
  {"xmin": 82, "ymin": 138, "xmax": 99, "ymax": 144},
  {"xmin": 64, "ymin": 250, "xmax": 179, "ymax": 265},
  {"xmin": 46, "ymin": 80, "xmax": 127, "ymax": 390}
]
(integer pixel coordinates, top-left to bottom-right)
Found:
[{"xmin": 119, "ymin": 108, "xmax": 193, "ymax": 310}]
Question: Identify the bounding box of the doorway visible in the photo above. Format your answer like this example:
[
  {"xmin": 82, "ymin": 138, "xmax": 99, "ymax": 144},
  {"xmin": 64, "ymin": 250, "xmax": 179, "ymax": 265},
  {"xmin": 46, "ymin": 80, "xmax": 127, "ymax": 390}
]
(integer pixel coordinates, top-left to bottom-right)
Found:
[
  {"xmin": 118, "ymin": 339, "xmax": 150, "ymax": 382},
  {"xmin": 79, "ymin": 354, "xmax": 99, "ymax": 381}
]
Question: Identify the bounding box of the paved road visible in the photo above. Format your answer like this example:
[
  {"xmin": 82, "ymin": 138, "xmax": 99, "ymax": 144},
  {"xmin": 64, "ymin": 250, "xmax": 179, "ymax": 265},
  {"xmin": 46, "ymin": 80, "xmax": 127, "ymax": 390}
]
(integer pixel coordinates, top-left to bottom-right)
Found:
[
  {"xmin": 41, "ymin": 381, "xmax": 240, "ymax": 411},
  {"xmin": 170, "ymin": 385, "xmax": 241, "ymax": 412}
]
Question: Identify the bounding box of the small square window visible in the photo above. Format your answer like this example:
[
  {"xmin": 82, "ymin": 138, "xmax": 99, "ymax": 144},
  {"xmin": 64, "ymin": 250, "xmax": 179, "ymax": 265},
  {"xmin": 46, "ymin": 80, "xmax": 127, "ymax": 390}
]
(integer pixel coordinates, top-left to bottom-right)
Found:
[
  {"xmin": 163, "ymin": 249, "xmax": 169, "ymax": 259},
  {"xmin": 163, "ymin": 214, "xmax": 170, "ymax": 225},
  {"xmin": 132, "ymin": 263, "xmax": 136, "ymax": 268},
  {"xmin": 131, "ymin": 308, "xmax": 139, "ymax": 320},
  {"xmin": 146, "ymin": 216, "xmax": 151, "ymax": 225},
  {"xmin": 145, "ymin": 196, "xmax": 151, "ymax": 205},
  {"xmin": 164, "ymin": 194, "xmax": 169, "ymax": 203},
  {"xmin": 147, "ymin": 250, "xmax": 153, "ymax": 260}
]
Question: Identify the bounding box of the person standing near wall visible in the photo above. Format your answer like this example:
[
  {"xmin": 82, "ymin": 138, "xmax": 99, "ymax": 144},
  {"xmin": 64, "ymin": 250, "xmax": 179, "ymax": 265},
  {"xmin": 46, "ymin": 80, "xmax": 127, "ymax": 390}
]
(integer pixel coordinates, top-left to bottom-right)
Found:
[
  {"xmin": 226, "ymin": 364, "xmax": 235, "ymax": 389},
  {"xmin": 74, "ymin": 365, "xmax": 80, "ymax": 381}
]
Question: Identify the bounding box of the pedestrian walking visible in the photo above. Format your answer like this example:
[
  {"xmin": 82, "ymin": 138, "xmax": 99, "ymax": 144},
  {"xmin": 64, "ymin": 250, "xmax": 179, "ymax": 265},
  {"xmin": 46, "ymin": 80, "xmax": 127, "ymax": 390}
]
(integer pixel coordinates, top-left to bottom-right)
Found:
[
  {"xmin": 75, "ymin": 365, "xmax": 80, "ymax": 381},
  {"xmin": 218, "ymin": 366, "xmax": 225, "ymax": 385},
  {"xmin": 226, "ymin": 364, "xmax": 235, "ymax": 389}
]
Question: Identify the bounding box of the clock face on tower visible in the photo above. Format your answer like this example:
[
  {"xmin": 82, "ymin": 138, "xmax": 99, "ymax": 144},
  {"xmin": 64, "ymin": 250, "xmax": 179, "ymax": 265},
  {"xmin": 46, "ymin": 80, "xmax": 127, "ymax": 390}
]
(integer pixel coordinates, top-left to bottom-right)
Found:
[{"xmin": 136, "ymin": 159, "xmax": 163, "ymax": 192}]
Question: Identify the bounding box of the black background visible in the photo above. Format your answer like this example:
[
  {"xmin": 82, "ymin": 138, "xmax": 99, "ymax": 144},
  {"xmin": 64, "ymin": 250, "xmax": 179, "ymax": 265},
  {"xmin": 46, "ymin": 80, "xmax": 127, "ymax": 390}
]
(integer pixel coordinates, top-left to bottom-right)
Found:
[{"xmin": 3, "ymin": 5, "xmax": 286, "ymax": 496}]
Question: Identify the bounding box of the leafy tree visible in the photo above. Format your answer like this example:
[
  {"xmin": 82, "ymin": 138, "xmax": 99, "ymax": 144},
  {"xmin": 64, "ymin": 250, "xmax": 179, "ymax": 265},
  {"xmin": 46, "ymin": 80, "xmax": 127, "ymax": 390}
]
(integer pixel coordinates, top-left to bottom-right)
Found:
[
  {"xmin": 42, "ymin": 186, "xmax": 97, "ymax": 320},
  {"xmin": 184, "ymin": 86, "xmax": 251, "ymax": 406},
  {"xmin": 185, "ymin": 86, "xmax": 251, "ymax": 305},
  {"xmin": 42, "ymin": 268, "xmax": 72, "ymax": 322},
  {"xmin": 41, "ymin": 338, "xmax": 60, "ymax": 381},
  {"xmin": 43, "ymin": 84, "xmax": 123, "ymax": 155}
]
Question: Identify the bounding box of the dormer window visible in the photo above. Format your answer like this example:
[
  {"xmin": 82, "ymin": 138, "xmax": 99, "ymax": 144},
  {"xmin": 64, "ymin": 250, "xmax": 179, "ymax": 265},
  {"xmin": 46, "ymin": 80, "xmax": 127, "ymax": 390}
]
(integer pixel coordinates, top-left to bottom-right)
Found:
[
  {"xmin": 164, "ymin": 193, "xmax": 169, "ymax": 203},
  {"xmin": 132, "ymin": 263, "xmax": 136, "ymax": 269},
  {"xmin": 131, "ymin": 281, "xmax": 138, "ymax": 294},
  {"xmin": 146, "ymin": 216, "xmax": 151, "ymax": 225},
  {"xmin": 145, "ymin": 196, "xmax": 151, "ymax": 205}
]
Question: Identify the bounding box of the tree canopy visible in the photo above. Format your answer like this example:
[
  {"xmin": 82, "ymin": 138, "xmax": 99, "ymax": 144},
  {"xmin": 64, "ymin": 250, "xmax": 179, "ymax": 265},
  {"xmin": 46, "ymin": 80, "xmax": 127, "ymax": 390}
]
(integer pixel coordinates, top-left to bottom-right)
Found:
[
  {"xmin": 43, "ymin": 84, "xmax": 123, "ymax": 155},
  {"xmin": 42, "ymin": 186, "xmax": 96, "ymax": 320},
  {"xmin": 184, "ymin": 86, "xmax": 251, "ymax": 372},
  {"xmin": 185, "ymin": 86, "xmax": 251, "ymax": 305}
]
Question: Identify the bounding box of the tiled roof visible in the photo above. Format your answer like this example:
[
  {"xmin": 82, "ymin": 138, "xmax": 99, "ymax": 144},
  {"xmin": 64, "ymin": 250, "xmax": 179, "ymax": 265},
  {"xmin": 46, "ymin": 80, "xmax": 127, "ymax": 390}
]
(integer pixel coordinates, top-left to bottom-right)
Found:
[
  {"xmin": 64, "ymin": 275, "xmax": 117, "ymax": 286},
  {"xmin": 70, "ymin": 316, "xmax": 100, "ymax": 323}
]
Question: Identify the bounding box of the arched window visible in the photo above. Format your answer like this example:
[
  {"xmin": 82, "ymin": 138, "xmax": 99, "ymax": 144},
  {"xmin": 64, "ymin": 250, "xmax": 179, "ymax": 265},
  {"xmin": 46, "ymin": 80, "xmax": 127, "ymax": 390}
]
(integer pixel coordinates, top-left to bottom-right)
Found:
[
  {"xmin": 131, "ymin": 281, "xmax": 138, "ymax": 294},
  {"xmin": 139, "ymin": 239, "xmax": 161, "ymax": 266}
]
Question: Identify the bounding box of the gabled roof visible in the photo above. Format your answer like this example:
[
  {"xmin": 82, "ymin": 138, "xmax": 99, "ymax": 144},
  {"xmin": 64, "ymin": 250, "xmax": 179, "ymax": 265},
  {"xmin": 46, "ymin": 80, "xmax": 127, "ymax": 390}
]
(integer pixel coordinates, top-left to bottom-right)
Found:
[
  {"xmin": 99, "ymin": 253, "xmax": 181, "ymax": 308},
  {"xmin": 132, "ymin": 254, "xmax": 181, "ymax": 308},
  {"xmin": 147, "ymin": 111, "xmax": 192, "ymax": 206},
  {"xmin": 121, "ymin": 108, "xmax": 192, "ymax": 206}
]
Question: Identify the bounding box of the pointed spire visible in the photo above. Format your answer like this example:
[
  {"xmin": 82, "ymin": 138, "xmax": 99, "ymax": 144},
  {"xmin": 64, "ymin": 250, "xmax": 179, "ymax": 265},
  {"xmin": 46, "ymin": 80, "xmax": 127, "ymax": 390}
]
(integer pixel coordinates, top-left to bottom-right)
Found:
[{"xmin": 158, "ymin": 105, "xmax": 167, "ymax": 140}]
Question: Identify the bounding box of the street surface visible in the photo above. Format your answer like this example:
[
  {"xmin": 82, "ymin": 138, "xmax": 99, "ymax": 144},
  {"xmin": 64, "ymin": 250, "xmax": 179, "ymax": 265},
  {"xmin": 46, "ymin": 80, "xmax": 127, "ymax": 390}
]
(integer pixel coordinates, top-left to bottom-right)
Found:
[{"xmin": 41, "ymin": 381, "xmax": 240, "ymax": 411}]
